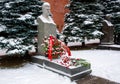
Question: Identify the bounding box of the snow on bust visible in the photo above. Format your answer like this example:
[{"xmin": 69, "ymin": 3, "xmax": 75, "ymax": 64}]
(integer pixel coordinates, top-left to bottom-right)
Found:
[
  {"xmin": 104, "ymin": 14, "xmax": 113, "ymax": 27},
  {"xmin": 38, "ymin": 2, "xmax": 55, "ymax": 24},
  {"xmin": 104, "ymin": 20, "xmax": 113, "ymax": 27}
]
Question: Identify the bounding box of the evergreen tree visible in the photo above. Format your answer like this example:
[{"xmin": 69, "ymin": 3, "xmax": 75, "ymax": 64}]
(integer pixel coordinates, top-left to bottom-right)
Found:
[
  {"xmin": 99, "ymin": 0, "xmax": 120, "ymax": 14},
  {"xmin": 62, "ymin": 0, "xmax": 103, "ymax": 46},
  {"xmin": 99, "ymin": 0, "xmax": 120, "ymax": 44},
  {"xmin": 0, "ymin": 0, "xmax": 43, "ymax": 54}
]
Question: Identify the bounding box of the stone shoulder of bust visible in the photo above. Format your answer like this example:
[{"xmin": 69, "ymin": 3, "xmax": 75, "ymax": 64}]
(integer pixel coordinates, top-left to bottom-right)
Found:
[
  {"xmin": 38, "ymin": 15, "xmax": 56, "ymax": 25},
  {"xmin": 104, "ymin": 20, "xmax": 113, "ymax": 27}
]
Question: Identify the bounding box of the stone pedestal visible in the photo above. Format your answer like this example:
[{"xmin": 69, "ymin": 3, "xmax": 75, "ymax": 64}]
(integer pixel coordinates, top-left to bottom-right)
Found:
[
  {"xmin": 101, "ymin": 20, "xmax": 114, "ymax": 44},
  {"xmin": 31, "ymin": 56, "xmax": 92, "ymax": 81},
  {"xmin": 37, "ymin": 17, "xmax": 56, "ymax": 55},
  {"xmin": 97, "ymin": 44, "xmax": 120, "ymax": 50}
]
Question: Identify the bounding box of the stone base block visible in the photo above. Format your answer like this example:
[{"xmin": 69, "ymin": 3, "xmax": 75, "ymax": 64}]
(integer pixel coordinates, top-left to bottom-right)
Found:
[
  {"xmin": 97, "ymin": 44, "xmax": 120, "ymax": 50},
  {"xmin": 31, "ymin": 56, "xmax": 92, "ymax": 81}
]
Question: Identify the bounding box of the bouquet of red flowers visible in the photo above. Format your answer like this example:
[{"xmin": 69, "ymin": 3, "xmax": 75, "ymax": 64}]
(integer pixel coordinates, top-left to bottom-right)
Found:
[{"xmin": 41, "ymin": 35, "xmax": 67, "ymax": 59}]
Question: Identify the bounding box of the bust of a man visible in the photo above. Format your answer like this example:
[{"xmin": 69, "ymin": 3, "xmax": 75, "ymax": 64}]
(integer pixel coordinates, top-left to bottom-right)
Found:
[
  {"xmin": 101, "ymin": 14, "xmax": 114, "ymax": 44},
  {"xmin": 38, "ymin": 2, "xmax": 55, "ymax": 24},
  {"xmin": 104, "ymin": 14, "xmax": 113, "ymax": 27},
  {"xmin": 37, "ymin": 2, "xmax": 57, "ymax": 55}
]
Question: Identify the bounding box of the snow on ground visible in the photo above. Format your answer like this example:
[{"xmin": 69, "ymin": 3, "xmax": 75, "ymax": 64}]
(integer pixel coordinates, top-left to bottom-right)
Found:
[
  {"xmin": 71, "ymin": 50, "xmax": 120, "ymax": 83},
  {"xmin": 0, "ymin": 49, "xmax": 7, "ymax": 56},
  {"xmin": 100, "ymin": 44, "xmax": 120, "ymax": 48},
  {"xmin": 68, "ymin": 39, "xmax": 100, "ymax": 46},
  {"xmin": 0, "ymin": 63, "xmax": 76, "ymax": 84},
  {"xmin": 0, "ymin": 50, "xmax": 120, "ymax": 84}
]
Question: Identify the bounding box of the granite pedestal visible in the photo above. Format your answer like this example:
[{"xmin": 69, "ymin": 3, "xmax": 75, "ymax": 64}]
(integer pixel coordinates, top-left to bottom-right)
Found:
[
  {"xmin": 31, "ymin": 56, "xmax": 92, "ymax": 81},
  {"xmin": 37, "ymin": 16, "xmax": 57, "ymax": 56}
]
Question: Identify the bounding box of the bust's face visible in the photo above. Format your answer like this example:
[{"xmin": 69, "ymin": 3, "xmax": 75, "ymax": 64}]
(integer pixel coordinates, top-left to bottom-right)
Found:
[{"xmin": 42, "ymin": 3, "xmax": 51, "ymax": 16}]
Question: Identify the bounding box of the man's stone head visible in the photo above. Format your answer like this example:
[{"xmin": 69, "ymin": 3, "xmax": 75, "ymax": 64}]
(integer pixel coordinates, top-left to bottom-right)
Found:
[{"xmin": 42, "ymin": 2, "xmax": 51, "ymax": 16}]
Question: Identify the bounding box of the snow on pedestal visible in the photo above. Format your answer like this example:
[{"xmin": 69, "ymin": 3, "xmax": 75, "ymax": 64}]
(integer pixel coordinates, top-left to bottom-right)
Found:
[{"xmin": 31, "ymin": 55, "xmax": 91, "ymax": 81}]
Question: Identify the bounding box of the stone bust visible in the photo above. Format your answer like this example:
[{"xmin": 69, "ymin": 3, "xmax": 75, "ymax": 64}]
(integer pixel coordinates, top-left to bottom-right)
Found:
[
  {"xmin": 37, "ymin": 2, "xmax": 55, "ymax": 24},
  {"xmin": 101, "ymin": 14, "xmax": 114, "ymax": 44},
  {"xmin": 37, "ymin": 2, "xmax": 57, "ymax": 55}
]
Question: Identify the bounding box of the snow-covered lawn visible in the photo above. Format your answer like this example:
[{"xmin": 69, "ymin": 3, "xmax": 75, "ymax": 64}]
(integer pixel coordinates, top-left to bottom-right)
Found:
[
  {"xmin": 0, "ymin": 50, "xmax": 120, "ymax": 84},
  {"xmin": 72, "ymin": 50, "xmax": 120, "ymax": 83},
  {"xmin": 0, "ymin": 64, "xmax": 76, "ymax": 84}
]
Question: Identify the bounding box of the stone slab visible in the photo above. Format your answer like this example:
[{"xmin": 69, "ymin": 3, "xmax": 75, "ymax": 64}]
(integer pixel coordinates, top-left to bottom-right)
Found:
[
  {"xmin": 31, "ymin": 56, "xmax": 44, "ymax": 66},
  {"xmin": 97, "ymin": 44, "xmax": 120, "ymax": 51},
  {"xmin": 31, "ymin": 56, "xmax": 92, "ymax": 81}
]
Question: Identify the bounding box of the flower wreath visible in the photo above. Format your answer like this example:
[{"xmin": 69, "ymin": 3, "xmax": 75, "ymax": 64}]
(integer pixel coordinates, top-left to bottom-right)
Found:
[{"xmin": 41, "ymin": 35, "xmax": 71, "ymax": 60}]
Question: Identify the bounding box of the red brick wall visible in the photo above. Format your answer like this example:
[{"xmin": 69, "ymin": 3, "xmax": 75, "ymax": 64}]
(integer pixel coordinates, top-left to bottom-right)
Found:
[{"xmin": 43, "ymin": 0, "xmax": 69, "ymax": 32}]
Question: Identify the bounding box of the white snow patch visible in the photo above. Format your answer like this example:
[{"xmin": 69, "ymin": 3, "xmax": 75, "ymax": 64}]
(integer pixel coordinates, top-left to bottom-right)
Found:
[
  {"xmin": 0, "ymin": 50, "xmax": 120, "ymax": 83},
  {"xmin": 34, "ymin": 20, "xmax": 38, "ymax": 25},
  {"xmin": 67, "ymin": 37, "xmax": 82, "ymax": 42},
  {"xmin": 0, "ymin": 24, "xmax": 6, "ymax": 32},
  {"xmin": 5, "ymin": 3, "xmax": 11, "ymax": 8},
  {"xmin": 15, "ymin": 0, "xmax": 25, "ymax": 3},
  {"xmin": 71, "ymin": 50, "xmax": 120, "ymax": 83},
  {"xmin": 92, "ymin": 30, "xmax": 103, "ymax": 36},
  {"xmin": 0, "ymin": 63, "xmax": 76, "ymax": 84},
  {"xmin": 78, "ymin": 14, "xmax": 87, "ymax": 18},
  {"xmin": 0, "ymin": 49, "xmax": 7, "ymax": 56},
  {"xmin": 17, "ymin": 14, "xmax": 32, "ymax": 20},
  {"xmin": 104, "ymin": 20, "xmax": 113, "ymax": 26},
  {"xmin": 117, "ymin": 12, "xmax": 120, "ymax": 14},
  {"xmin": 85, "ymin": 39, "xmax": 100, "ymax": 44},
  {"xmin": 117, "ymin": 0, "xmax": 120, "ymax": 2},
  {"xmin": 68, "ymin": 39, "xmax": 100, "ymax": 46},
  {"xmin": 0, "ymin": 38, "xmax": 35, "ymax": 54},
  {"xmin": 7, "ymin": 45, "xmax": 35, "ymax": 55},
  {"xmin": 84, "ymin": 21, "xmax": 93, "ymax": 25},
  {"xmin": 100, "ymin": 44, "xmax": 120, "ymax": 48}
]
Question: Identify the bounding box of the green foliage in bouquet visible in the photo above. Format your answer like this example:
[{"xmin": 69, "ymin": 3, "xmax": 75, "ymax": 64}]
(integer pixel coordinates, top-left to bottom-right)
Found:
[
  {"xmin": 71, "ymin": 58, "xmax": 91, "ymax": 67},
  {"xmin": 41, "ymin": 36, "xmax": 66, "ymax": 58}
]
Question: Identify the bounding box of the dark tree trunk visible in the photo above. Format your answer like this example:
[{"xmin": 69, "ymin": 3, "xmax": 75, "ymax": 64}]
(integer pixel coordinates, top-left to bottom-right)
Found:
[
  {"xmin": 82, "ymin": 42, "xmax": 85, "ymax": 47},
  {"xmin": 115, "ymin": 33, "xmax": 120, "ymax": 45}
]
